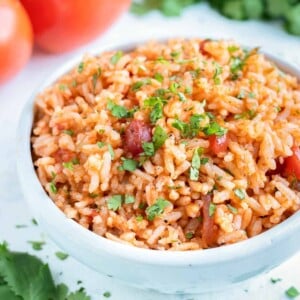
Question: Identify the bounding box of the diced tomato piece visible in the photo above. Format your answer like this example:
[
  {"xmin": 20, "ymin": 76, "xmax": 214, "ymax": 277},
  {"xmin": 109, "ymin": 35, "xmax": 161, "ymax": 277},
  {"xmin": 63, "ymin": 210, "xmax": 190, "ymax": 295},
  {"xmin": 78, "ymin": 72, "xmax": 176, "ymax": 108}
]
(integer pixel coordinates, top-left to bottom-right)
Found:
[
  {"xmin": 283, "ymin": 146, "xmax": 300, "ymax": 180},
  {"xmin": 53, "ymin": 149, "xmax": 76, "ymax": 163},
  {"xmin": 199, "ymin": 39, "xmax": 210, "ymax": 56},
  {"xmin": 124, "ymin": 119, "xmax": 152, "ymax": 156},
  {"xmin": 209, "ymin": 134, "xmax": 229, "ymax": 155},
  {"xmin": 202, "ymin": 195, "xmax": 219, "ymax": 248}
]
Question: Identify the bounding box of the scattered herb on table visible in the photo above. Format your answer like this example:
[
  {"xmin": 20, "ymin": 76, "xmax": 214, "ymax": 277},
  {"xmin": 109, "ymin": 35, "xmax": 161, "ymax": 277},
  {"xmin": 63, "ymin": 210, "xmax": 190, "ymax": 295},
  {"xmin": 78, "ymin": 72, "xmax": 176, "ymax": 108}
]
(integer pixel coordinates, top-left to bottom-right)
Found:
[
  {"xmin": 55, "ymin": 252, "xmax": 69, "ymax": 261},
  {"xmin": 285, "ymin": 286, "xmax": 300, "ymax": 298},
  {"xmin": 103, "ymin": 291, "xmax": 111, "ymax": 298},
  {"xmin": 28, "ymin": 241, "xmax": 45, "ymax": 251}
]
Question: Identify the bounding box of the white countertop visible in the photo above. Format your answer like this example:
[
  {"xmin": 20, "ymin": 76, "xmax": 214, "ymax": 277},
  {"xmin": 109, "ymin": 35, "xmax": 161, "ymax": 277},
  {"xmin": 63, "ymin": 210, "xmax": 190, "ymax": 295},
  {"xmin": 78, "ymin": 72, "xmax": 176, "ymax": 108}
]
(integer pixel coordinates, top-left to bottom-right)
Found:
[{"xmin": 0, "ymin": 3, "xmax": 300, "ymax": 299}]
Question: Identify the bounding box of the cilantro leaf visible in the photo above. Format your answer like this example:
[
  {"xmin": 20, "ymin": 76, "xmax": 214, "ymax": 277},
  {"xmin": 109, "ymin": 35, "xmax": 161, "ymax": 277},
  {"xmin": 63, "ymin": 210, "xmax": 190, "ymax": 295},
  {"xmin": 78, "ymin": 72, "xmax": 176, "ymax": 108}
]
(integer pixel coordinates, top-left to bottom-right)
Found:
[
  {"xmin": 285, "ymin": 286, "xmax": 300, "ymax": 299},
  {"xmin": 119, "ymin": 158, "xmax": 138, "ymax": 171},
  {"xmin": 28, "ymin": 241, "xmax": 45, "ymax": 251},
  {"xmin": 55, "ymin": 252, "xmax": 69, "ymax": 261},
  {"xmin": 124, "ymin": 195, "xmax": 135, "ymax": 204},
  {"xmin": 63, "ymin": 130, "xmax": 74, "ymax": 136},
  {"xmin": 144, "ymin": 97, "xmax": 166, "ymax": 124},
  {"xmin": 153, "ymin": 126, "xmax": 168, "ymax": 150},
  {"xmin": 146, "ymin": 198, "xmax": 170, "ymax": 221},
  {"xmin": 110, "ymin": 51, "xmax": 123, "ymax": 65},
  {"xmin": 107, "ymin": 100, "xmax": 128, "ymax": 118},
  {"xmin": 234, "ymin": 188, "xmax": 245, "ymax": 200},
  {"xmin": 209, "ymin": 203, "xmax": 216, "ymax": 217},
  {"xmin": 67, "ymin": 288, "xmax": 91, "ymax": 300},
  {"xmin": 154, "ymin": 73, "xmax": 163, "ymax": 83},
  {"xmin": 107, "ymin": 195, "xmax": 123, "ymax": 211},
  {"xmin": 77, "ymin": 62, "xmax": 84, "ymax": 73},
  {"xmin": 203, "ymin": 121, "xmax": 227, "ymax": 136},
  {"xmin": 213, "ymin": 63, "xmax": 223, "ymax": 84},
  {"xmin": 142, "ymin": 142, "xmax": 155, "ymax": 156},
  {"xmin": 131, "ymin": 79, "xmax": 151, "ymax": 92}
]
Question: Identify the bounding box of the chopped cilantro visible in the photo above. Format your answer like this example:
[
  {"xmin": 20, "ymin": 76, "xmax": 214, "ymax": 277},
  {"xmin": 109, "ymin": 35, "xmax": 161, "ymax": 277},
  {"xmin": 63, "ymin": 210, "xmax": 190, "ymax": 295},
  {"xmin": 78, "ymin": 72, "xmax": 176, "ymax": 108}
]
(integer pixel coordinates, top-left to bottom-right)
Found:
[
  {"xmin": 49, "ymin": 181, "xmax": 57, "ymax": 194},
  {"xmin": 110, "ymin": 51, "xmax": 123, "ymax": 65},
  {"xmin": 190, "ymin": 68, "xmax": 201, "ymax": 79},
  {"xmin": 153, "ymin": 125, "xmax": 168, "ymax": 150},
  {"xmin": 71, "ymin": 79, "xmax": 78, "ymax": 87},
  {"xmin": 190, "ymin": 148, "xmax": 201, "ymax": 181},
  {"xmin": 228, "ymin": 45, "xmax": 239, "ymax": 53},
  {"xmin": 154, "ymin": 72, "xmax": 164, "ymax": 83},
  {"xmin": 178, "ymin": 92, "xmax": 186, "ymax": 102},
  {"xmin": 31, "ymin": 218, "xmax": 38, "ymax": 225},
  {"xmin": 136, "ymin": 215, "xmax": 143, "ymax": 222},
  {"xmin": 138, "ymin": 202, "xmax": 146, "ymax": 210},
  {"xmin": 200, "ymin": 157, "xmax": 209, "ymax": 165},
  {"xmin": 169, "ymin": 82, "xmax": 180, "ymax": 93},
  {"xmin": 209, "ymin": 203, "xmax": 216, "ymax": 217},
  {"xmin": 107, "ymin": 100, "xmax": 129, "ymax": 118},
  {"xmin": 275, "ymin": 106, "xmax": 282, "ymax": 112},
  {"xmin": 170, "ymin": 51, "xmax": 180, "ymax": 58},
  {"xmin": 63, "ymin": 130, "xmax": 74, "ymax": 136},
  {"xmin": 248, "ymin": 91, "xmax": 256, "ymax": 98},
  {"xmin": 15, "ymin": 224, "xmax": 27, "ymax": 228},
  {"xmin": 213, "ymin": 63, "xmax": 223, "ymax": 84},
  {"xmin": 89, "ymin": 193, "xmax": 99, "ymax": 198},
  {"xmin": 270, "ymin": 278, "xmax": 282, "ymax": 284},
  {"xmin": 234, "ymin": 188, "xmax": 245, "ymax": 200},
  {"xmin": 124, "ymin": 195, "xmax": 135, "ymax": 204},
  {"xmin": 119, "ymin": 158, "xmax": 138, "ymax": 171},
  {"xmin": 146, "ymin": 198, "xmax": 170, "ymax": 221},
  {"xmin": 77, "ymin": 62, "xmax": 84, "ymax": 73},
  {"xmin": 203, "ymin": 121, "xmax": 227, "ymax": 136},
  {"xmin": 131, "ymin": 79, "xmax": 151, "ymax": 92},
  {"xmin": 144, "ymin": 96, "xmax": 166, "ymax": 124},
  {"xmin": 185, "ymin": 232, "xmax": 194, "ymax": 239},
  {"xmin": 92, "ymin": 68, "xmax": 102, "ymax": 89},
  {"xmin": 230, "ymin": 57, "xmax": 243, "ymax": 78},
  {"xmin": 59, "ymin": 84, "xmax": 67, "ymax": 91},
  {"xmin": 98, "ymin": 129, "xmax": 105, "ymax": 134},
  {"xmin": 62, "ymin": 161, "xmax": 74, "ymax": 171},
  {"xmin": 155, "ymin": 56, "xmax": 169, "ymax": 64},
  {"xmin": 55, "ymin": 252, "xmax": 69, "ymax": 261},
  {"xmin": 28, "ymin": 241, "xmax": 45, "ymax": 251},
  {"xmin": 97, "ymin": 142, "xmax": 106, "ymax": 148},
  {"xmin": 286, "ymin": 286, "xmax": 300, "ymax": 298},
  {"xmin": 234, "ymin": 110, "xmax": 256, "ymax": 120},
  {"xmin": 227, "ymin": 204, "xmax": 238, "ymax": 214},
  {"xmin": 237, "ymin": 90, "xmax": 246, "ymax": 99},
  {"xmin": 107, "ymin": 144, "xmax": 115, "ymax": 160},
  {"xmin": 107, "ymin": 195, "xmax": 123, "ymax": 211},
  {"xmin": 142, "ymin": 142, "xmax": 155, "ymax": 156},
  {"xmin": 103, "ymin": 291, "xmax": 111, "ymax": 298}
]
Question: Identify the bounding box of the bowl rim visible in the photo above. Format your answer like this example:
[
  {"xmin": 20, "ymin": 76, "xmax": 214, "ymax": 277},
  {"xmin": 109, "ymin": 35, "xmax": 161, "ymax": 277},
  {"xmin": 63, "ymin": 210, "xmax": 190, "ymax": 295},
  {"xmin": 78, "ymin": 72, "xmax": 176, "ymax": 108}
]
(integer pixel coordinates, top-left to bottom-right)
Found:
[{"xmin": 17, "ymin": 37, "xmax": 300, "ymax": 266}]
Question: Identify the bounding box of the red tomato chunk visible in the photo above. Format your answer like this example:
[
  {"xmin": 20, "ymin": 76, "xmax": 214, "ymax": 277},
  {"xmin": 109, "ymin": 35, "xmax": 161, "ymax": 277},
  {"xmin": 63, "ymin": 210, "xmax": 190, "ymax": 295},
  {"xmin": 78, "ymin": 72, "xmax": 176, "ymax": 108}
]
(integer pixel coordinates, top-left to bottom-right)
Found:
[
  {"xmin": 209, "ymin": 134, "xmax": 229, "ymax": 155},
  {"xmin": 124, "ymin": 120, "xmax": 152, "ymax": 156},
  {"xmin": 284, "ymin": 146, "xmax": 300, "ymax": 180}
]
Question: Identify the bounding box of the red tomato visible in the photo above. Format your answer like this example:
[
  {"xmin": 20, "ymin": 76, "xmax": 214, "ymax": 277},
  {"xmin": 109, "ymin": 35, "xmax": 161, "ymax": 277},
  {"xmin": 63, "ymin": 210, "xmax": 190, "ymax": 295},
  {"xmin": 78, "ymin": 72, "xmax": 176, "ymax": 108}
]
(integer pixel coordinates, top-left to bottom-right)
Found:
[
  {"xmin": 20, "ymin": 0, "xmax": 131, "ymax": 53},
  {"xmin": 0, "ymin": 0, "xmax": 33, "ymax": 84},
  {"xmin": 124, "ymin": 120, "xmax": 152, "ymax": 157},
  {"xmin": 209, "ymin": 134, "xmax": 229, "ymax": 155},
  {"xmin": 199, "ymin": 39, "xmax": 210, "ymax": 56},
  {"xmin": 283, "ymin": 146, "xmax": 300, "ymax": 179}
]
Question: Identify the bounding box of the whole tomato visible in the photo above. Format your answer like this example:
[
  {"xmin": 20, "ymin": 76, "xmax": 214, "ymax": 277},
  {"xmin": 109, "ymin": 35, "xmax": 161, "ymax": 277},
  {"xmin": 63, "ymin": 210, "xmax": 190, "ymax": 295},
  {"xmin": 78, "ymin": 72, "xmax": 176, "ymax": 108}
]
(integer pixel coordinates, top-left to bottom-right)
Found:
[
  {"xmin": 0, "ymin": 0, "xmax": 33, "ymax": 84},
  {"xmin": 20, "ymin": 0, "xmax": 131, "ymax": 53}
]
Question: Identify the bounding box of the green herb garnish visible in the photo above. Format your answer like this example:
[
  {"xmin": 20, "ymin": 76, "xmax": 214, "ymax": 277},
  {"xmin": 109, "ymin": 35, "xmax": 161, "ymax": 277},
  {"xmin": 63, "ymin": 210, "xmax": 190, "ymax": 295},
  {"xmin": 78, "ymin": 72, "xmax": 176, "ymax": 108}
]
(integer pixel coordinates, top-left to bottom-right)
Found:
[
  {"xmin": 213, "ymin": 63, "xmax": 223, "ymax": 84},
  {"xmin": 107, "ymin": 100, "xmax": 129, "ymax": 118},
  {"xmin": 28, "ymin": 241, "xmax": 45, "ymax": 251},
  {"xmin": 124, "ymin": 195, "xmax": 135, "ymax": 204},
  {"xmin": 270, "ymin": 278, "xmax": 282, "ymax": 284},
  {"xmin": 119, "ymin": 158, "xmax": 138, "ymax": 171},
  {"xmin": 107, "ymin": 195, "xmax": 123, "ymax": 211},
  {"xmin": 97, "ymin": 142, "xmax": 106, "ymax": 148},
  {"xmin": 209, "ymin": 203, "xmax": 216, "ymax": 217},
  {"xmin": 107, "ymin": 144, "xmax": 115, "ymax": 160},
  {"xmin": 234, "ymin": 188, "xmax": 245, "ymax": 200},
  {"xmin": 55, "ymin": 252, "xmax": 69, "ymax": 261},
  {"xmin": 63, "ymin": 130, "xmax": 74, "ymax": 136},
  {"xmin": 31, "ymin": 218, "xmax": 38, "ymax": 226},
  {"xmin": 103, "ymin": 291, "xmax": 111, "ymax": 298},
  {"xmin": 190, "ymin": 148, "xmax": 202, "ymax": 181},
  {"xmin": 49, "ymin": 182, "xmax": 57, "ymax": 194},
  {"xmin": 154, "ymin": 72, "xmax": 164, "ymax": 83},
  {"xmin": 77, "ymin": 62, "xmax": 84, "ymax": 73},
  {"xmin": 110, "ymin": 51, "xmax": 123, "ymax": 65},
  {"xmin": 142, "ymin": 142, "xmax": 155, "ymax": 157},
  {"xmin": 185, "ymin": 232, "xmax": 194, "ymax": 239},
  {"xmin": 62, "ymin": 161, "xmax": 74, "ymax": 171},
  {"xmin": 92, "ymin": 67, "xmax": 102, "ymax": 89},
  {"xmin": 146, "ymin": 198, "xmax": 170, "ymax": 221},
  {"xmin": 144, "ymin": 96, "xmax": 166, "ymax": 124},
  {"xmin": 227, "ymin": 204, "xmax": 238, "ymax": 214},
  {"xmin": 135, "ymin": 215, "xmax": 143, "ymax": 222},
  {"xmin": 153, "ymin": 125, "xmax": 168, "ymax": 150},
  {"xmin": 285, "ymin": 286, "xmax": 300, "ymax": 298},
  {"xmin": 203, "ymin": 121, "xmax": 227, "ymax": 136}
]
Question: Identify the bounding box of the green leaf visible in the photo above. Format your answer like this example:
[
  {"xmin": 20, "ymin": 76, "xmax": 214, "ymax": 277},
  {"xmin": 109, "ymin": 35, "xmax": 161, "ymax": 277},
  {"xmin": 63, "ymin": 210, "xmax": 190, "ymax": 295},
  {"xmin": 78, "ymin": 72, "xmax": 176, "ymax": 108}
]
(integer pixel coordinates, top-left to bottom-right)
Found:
[
  {"xmin": 92, "ymin": 68, "xmax": 102, "ymax": 89},
  {"xmin": 0, "ymin": 250, "xmax": 57, "ymax": 300},
  {"xmin": 203, "ymin": 121, "xmax": 227, "ymax": 136},
  {"xmin": 0, "ymin": 285, "xmax": 21, "ymax": 300},
  {"xmin": 142, "ymin": 142, "xmax": 155, "ymax": 157},
  {"xmin": 62, "ymin": 161, "xmax": 74, "ymax": 171},
  {"xmin": 146, "ymin": 198, "xmax": 170, "ymax": 221},
  {"xmin": 178, "ymin": 92, "xmax": 186, "ymax": 102},
  {"xmin": 28, "ymin": 241, "xmax": 45, "ymax": 251},
  {"xmin": 234, "ymin": 188, "xmax": 245, "ymax": 200},
  {"xmin": 110, "ymin": 51, "xmax": 123, "ymax": 65},
  {"xmin": 153, "ymin": 126, "xmax": 168, "ymax": 150},
  {"xmin": 103, "ymin": 291, "xmax": 111, "ymax": 298},
  {"xmin": 209, "ymin": 203, "xmax": 216, "ymax": 217},
  {"xmin": 135, "ymin": 215, "xmax": 143, "ymax": 222},
  {"xmin": 119, "ymin": 158, "xmax": 138, "ymax": 171},
  {"xmin": 270, "ymin": 278, "xmax": 282, "ymax": 284},
  {"xmin": 107, "ymin": 195, "xmax": 123, "ymax": 211},
  {"xmin": 107, "ymin": 144, "xmax": 115, "ymax": 160},
  {"xmin": 63, "ymin": 130, "xmax": 74, "ymax": 136},
  {"xmin": 67, "ymin": 288, "xmax": 91, "ymax": 300},
  {"xmin": 154, "ymin": 73, "xmax": 164, "ymax": 83},
  {"xmin": 55, "ymin": 252, "xmax": 69, "ymax": 261},
  {"xmin": 213, "ymin": 63, "xmax": 223, "ymax": 84},
  {"xmin": 77, "ymin": 62, "xmax": 84, "ymax": 73},
  {"xmin": 131, "ymin": 79, "xmax": 151, "ymax": 92},
  {"xmin": 31, "ymin": 218, "xmax": 38, "ymax": 226},
  {"xmin": 56, "ymin": 283, "xmax": 69, "ymax": 300},
  {"xmin": 124, "ymin": 195, "xmax": 135, "ymax": 204},
  {"xmin": 144, "ymin": 96, "xmax": 166, "ymax": 124},
  {"xmin": 107, "ymin": 100, "xmax": 128, "ymax": 118},
  {"xmin": 97, "ymin": 142, "xmax": 106, "ymax": 148},
  {"xmin": 285, "ymin": 286, "xmax": 300, "ymax": 298}
]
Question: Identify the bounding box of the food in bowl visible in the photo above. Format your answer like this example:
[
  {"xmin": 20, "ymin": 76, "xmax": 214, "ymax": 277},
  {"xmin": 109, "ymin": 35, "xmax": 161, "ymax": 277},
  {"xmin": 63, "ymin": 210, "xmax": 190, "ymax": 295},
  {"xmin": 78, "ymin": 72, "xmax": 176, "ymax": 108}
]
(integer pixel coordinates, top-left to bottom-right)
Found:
[{"xmin": 31, "ymin": 38, "xmax": 300, "ymax": 251}]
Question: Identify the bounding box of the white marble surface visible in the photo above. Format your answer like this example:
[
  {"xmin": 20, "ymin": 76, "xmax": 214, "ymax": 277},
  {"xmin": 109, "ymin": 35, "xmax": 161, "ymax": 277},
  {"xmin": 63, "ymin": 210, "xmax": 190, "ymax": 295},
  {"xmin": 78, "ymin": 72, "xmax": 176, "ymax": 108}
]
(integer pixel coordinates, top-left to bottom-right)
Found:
[{"xmin": 0, "ymin": 3, "xmax": 300, "ymax": 299}]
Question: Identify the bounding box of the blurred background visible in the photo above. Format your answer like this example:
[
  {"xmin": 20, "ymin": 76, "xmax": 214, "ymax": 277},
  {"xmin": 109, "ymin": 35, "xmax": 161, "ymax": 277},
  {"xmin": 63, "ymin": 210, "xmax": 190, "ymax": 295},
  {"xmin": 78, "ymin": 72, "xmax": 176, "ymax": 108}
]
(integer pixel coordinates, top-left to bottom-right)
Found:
[{"xmin": 0, "ymin": 1, "xmax": 300, "ymax": 300}]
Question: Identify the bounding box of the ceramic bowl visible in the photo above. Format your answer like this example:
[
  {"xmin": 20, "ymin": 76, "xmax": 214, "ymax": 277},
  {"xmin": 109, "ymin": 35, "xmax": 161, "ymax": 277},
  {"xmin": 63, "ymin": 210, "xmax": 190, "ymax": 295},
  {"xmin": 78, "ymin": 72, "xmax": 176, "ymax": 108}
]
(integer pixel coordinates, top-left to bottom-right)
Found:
[{"xmin": 17, "ymin": 39, "xmax": 300, "ymax": 294}]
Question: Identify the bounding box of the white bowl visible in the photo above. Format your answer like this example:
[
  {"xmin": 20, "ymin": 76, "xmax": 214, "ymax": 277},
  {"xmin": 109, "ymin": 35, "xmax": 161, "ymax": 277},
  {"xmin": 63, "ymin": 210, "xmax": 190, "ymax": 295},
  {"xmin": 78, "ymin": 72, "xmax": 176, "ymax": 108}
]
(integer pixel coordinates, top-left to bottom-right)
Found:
[{"xmin": 17, "ymin": 39, "xmax": 300, "ymax": 294}]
